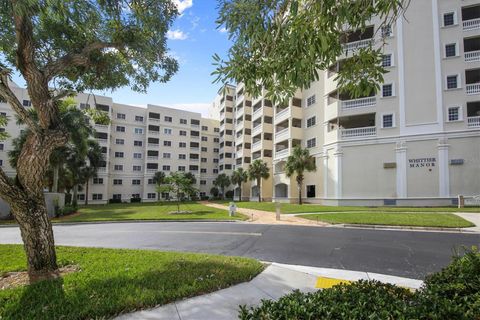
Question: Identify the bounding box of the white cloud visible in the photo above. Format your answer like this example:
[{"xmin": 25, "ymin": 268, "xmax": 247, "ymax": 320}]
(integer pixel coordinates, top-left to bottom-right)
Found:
[
  {"xmin": 167, "ymin": 29, "xmax": 188, "ymax": 40},
  {"xmin": 173, "ymin": 0, "xmax": 193, "ymax": 14}
]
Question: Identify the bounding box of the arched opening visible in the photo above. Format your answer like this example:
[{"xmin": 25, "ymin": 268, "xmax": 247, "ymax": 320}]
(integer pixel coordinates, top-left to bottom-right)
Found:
[
  {"xmin": 275, "ymin": 183, "xmax": 288, "ymax": 198},
  {"xmin": 234, "ymin": 187, "xmax": 241, "ymax": 201}
]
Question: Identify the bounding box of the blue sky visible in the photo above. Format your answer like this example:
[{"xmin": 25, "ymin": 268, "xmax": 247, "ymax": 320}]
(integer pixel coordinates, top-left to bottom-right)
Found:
[{"xmin": 13, "ymin": 0, "xmax": 231, "ymax": 117}]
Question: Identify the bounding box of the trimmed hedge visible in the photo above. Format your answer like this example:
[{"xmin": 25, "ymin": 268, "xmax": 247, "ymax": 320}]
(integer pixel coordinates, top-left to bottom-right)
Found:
[{"xmin": 239, "ymin": 248, "xmax": 480, "ymax": 320}]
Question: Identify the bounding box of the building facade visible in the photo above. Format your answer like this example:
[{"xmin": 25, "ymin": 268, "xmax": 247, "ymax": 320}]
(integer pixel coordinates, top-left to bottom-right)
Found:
[
  {"xmin": 213, "ymin": 0, "xmax": 480, "ymax": 206},
  {"xmin": 0, "ymin": 83, "xmax": 220, "ymax": 204}
]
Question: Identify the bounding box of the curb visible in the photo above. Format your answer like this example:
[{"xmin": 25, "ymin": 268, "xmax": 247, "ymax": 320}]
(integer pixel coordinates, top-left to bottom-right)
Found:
[{"xmin": 331, "ymin": 223, "xmax": 478, "ymax": 233}]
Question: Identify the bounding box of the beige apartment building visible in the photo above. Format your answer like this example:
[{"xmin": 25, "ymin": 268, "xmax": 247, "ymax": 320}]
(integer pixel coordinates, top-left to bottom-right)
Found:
[
  {"xmin": 212, "ymin": 0, "xmax": 480, "ymax": 206},
  {"xmin": 0, "ymin": 83, "xmax": 220, "ymax": 204}
]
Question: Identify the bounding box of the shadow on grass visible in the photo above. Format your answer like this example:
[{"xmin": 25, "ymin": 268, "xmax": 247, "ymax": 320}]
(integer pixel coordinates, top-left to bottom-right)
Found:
[{"xmin": 0, "ymin": 259, "xmax": 262, "ymax": 320}]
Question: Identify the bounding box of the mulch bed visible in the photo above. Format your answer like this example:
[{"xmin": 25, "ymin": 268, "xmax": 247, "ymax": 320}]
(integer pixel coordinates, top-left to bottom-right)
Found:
[{"xmin": 0, "ymin": 265, "xmax": 80, "ymax": 290}]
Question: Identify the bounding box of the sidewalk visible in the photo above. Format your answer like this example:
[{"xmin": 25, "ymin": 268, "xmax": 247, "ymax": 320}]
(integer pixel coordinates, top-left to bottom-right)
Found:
[
  {"xmin": 116, "ymin": 263, "xmax": 423, "ymax": 320},
  {"xmin": 454, "ymin": 212, "xmax": 480, "ymax": 232}
]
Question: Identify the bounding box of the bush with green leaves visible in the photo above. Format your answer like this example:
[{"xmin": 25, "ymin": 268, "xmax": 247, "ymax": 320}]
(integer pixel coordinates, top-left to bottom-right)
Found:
[{"xmin": 240, "ymin": 248, "xmax": 480, "ymax": 320}]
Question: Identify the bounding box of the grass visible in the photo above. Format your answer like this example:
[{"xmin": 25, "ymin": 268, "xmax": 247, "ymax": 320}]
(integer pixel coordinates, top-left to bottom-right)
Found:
[
  {"xmin": 298, "ymin": 212, "xmax": 475, "ymax": 228},
  {"xmin": 212, "ymin": 201, "xmax": 480, "ymax": 214},
  {"xmin": 0, "ymin": 245, "xmax": 263, "ymax": 320},
  {"xmin": 55, "ymin": 201, "xmax": 247, "ymax": 223}
]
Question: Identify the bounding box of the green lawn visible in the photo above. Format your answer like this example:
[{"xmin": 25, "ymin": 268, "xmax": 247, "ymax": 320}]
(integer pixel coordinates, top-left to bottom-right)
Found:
[
  {"xmin": 56, "ymin": 202, "xmax": 246, "ymax": 222},
  {"xmin": 298, "ymin": 212, "xmax": 474, "ymax": 228},
  {"xmin": 0, "ymin": 245, "xmax": 263, "ymax": 320},
  {"xmin": 212, "ymin": 201, "xmax": 480, "ymax": 214}
]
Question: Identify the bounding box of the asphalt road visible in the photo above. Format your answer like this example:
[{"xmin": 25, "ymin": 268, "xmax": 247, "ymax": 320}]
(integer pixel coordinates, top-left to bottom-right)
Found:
[{"xmin": 1, "ymin": 222, "xmax": 478, "ymax": 279}]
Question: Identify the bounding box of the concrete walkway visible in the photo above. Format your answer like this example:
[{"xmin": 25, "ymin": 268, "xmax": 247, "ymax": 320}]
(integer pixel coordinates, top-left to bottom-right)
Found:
[
  {"xmin": 454, "ymin": 212, "xmax": 480, "ymax": 232},
  {"xmin": 202, "ymin": 202, "xmax": 328, "ymax": 226},
  {"xmin": 116, "ymin": 263, "xmax": 423, "ymax": 320}
]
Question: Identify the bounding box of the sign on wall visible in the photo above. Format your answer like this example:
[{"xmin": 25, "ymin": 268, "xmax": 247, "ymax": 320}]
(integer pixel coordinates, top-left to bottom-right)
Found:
[{"xmin": 408, "ymin": 158, "xmax": 436, "ymax": 168}]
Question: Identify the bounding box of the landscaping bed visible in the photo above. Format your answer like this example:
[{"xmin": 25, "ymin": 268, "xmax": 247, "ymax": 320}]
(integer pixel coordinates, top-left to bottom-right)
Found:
[{"xmin": 0, "ymin": 245, "xmax": 263, "ymax": 319}]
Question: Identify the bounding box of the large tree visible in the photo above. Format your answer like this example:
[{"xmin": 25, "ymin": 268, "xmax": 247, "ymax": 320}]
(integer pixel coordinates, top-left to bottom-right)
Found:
[
  {"xmin": 157, "ymin": 172, "xmax": 198, "ymax": 213},
  {"xmin": 231, "ymin": 168, "xmax": 248, "ymax": 201},
  {"xmin": 285, "ymin": 146, "xmax": 317, "ymax": 205},
  {"xmin": 248, "ymin": 160, "xmax": 270, "ymax": 203},
  {"xmin": 0, "ymin": 1, "xmax": 179, "ymax": 282},
  {"xmin": 213, "ymin": 0, "xmax": 410, "ymax": 101},
  {"xmin": 213, "ymin": 173, "xmax": 231, "ymax": 200}
]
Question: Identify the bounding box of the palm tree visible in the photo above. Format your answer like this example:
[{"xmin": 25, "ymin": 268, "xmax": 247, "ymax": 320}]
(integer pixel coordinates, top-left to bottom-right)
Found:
[
  {"xmin": 81, "ymin": 141, "xmax": 104, "ymax": 205},
  {"xmin": 231, "ymin": 168, "xmax": 248, "ymax": 201},
  {"xmin": 213, "ymin": 173, "xmax": 231, "ymax": 199},
  {"xmin": 285, "ymin": 146, "xmax": 317, "ymax": 205},
  {"xmin": 248, "ymin": 160, "xmax": 270, "ymax": 202},
  {"xmin": 152, "ymin": 171, "xmax": 166, "ymax": 201}
]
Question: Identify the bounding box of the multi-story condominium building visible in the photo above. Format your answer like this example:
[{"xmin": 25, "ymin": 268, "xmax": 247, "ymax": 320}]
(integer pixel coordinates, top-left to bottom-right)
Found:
[
  {"xmin": 0, "ymin": 82, "xmax": 220, "ymax": 204},
  {"xmin": 211, "ymin": 0, "xmax": 480, "ymax": 206}
]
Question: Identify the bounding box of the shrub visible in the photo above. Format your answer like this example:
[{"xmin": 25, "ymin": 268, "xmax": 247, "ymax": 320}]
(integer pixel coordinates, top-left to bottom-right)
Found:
[
  {"xmin": 64, "ymin": 193, "xmax": 72, "ymax": 205},
  {"xmin": 225, "ymin": 190, "xmax": 234, "ymax": 199},
  {"xmin": 240, "ymin": 248, "xmax": 480, "ymax": 320},
  {"xmin": 200, "ymin": 196, "xmax": 210, "ymax": 201},
  {"xmin": 130, "ymin": 198, "xmax": 142, "ymax": 203},
  {"xmin": 60, "ymin": 205, "xmax": 77, "ymax": 216},
  {"xmin": 109, "ymin": 198, "xmax": 122, "ymax": 204}
]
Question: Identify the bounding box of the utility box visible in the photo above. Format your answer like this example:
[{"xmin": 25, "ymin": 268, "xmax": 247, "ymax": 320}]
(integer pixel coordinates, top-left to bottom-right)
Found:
[{"xmin": 229, "ymin": 202, "xmax": 237, "ymax": 217}]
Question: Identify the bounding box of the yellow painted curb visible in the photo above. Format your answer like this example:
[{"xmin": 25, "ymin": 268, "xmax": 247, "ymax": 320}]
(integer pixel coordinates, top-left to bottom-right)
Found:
[{"xmin": 315, "ymin": 277, "xmax": 352, "ymax": 289}]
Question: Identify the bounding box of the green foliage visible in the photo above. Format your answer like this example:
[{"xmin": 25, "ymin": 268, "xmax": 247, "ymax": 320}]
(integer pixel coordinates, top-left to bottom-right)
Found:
[
  {"xmin": 0, "ymin": 113, "xmax": 9, "ymax": 141},
  {"xmin": 240, "ymin": 249, "xmax": 480, "ymax": 320},
  {"xmin": 157, "ymin": 172, "xmax": 198, "ymax": 211},
  {"xmin": 213, "ymin": 0, "xmax": 410, "ymax": 102},
  {"xmin": 58, "ymin": 205, "xmax": 77, "ymax": 217},
  {"xmin": 214, "ymin": 173, "xmax": 231, "ymax": 199},
  {"xmin": 210, "ymin": 186, "xmax": 220, "ymax": 198},
  {"xmin": 0, "ymin": 0, "xmax": 179, "ymax": 93},
  {"xmin": 248, "ymin": 160, "xmax": 270, "ymax": 182},
  {"xmin": 0, "ymin": 245, "xmax": 263, "ymax": 320}
]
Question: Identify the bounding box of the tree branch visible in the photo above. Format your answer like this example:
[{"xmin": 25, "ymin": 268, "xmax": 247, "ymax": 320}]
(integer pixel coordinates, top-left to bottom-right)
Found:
[
  {"xmin": 0, "ymin": 165, "xmax": 24, "ymax": 204},
  {"xmin": 0, "ymin": 67, "xmax": 39, "ymax": 132}
]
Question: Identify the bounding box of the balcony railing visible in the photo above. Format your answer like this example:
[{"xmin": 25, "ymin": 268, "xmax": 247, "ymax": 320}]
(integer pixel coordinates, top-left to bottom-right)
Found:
[
  {"xmin": 97, "ymin": 138, "xmax": 108, "ymax": 145},
  {"xmin": 253, "ymin": 108, "xmax": 262, "ymax": 118},
  {"xmin": 148, "ymin": 143, "xmax": 159, "ymax": 147},
  {"xmin": 252, "ymin": 152, "xmax": 262, "ymax": 160},
  {"xmin": 342, "ymin": 39, "xmax": 374, "ymax": 52},
  {"xmin": 149, "ymin": 118, "xmax": 160, "ymax": 123},
  {"xmin": 465, "ymin": 50, "xmax": 480, "ymax": 62},
  {"xmin": 147, "ymin": 156, "xmax": 159, "ymax": 160},
  {"xmin": 252, "ymin": 124, "xmax": 262, "ymax": 136},
  {"xmin": 252, "ymin": 140, "xmax": 261, "ymax": 150},
  {"xmin": 97, "ymin": 167, "xmax": 107, "ymax": 172},
  {"xmin": 468, "ymin": 116, "xmax": 480, "ymax": 128},
  {"xmin": 95, "ymin": 124, "xmax": 109, "ymax": 130},
  {"xmin": 148, "ymin": 131, "xmax": 159, "ymax": 135},
  {"xmin": 275, "ymin": 127, "xmax": 289, "ymax": 141},
  {"xmin": 466, "ymin": 83, "xmax": 480, "ymax": 95},
  {"xmin": 276, "ymin": 107, "xmax": 290, "ymax": 118},
  {"xmin": 341, "ymin": 126, "xmax": 376, "ymax": 139},
  {"xmin": 341, "ymin": 97, "xmax": 376, "ymax": 110},
  {"xmin": 463, "ymin": 18, "xmax": 480, "ymax": 31},
  {"xmin": 147, "ymin": 169, "xmax": 157, "ymax": 173},
  {"xmin": 274, "ymin": 148, "xmax": 289, "ymax": 159}
]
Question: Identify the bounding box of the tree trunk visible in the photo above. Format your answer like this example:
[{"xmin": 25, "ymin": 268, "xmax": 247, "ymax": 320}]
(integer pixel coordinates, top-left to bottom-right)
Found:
[
  {"xmin": 257, "ymin": 178, "xmax": 261, "ymax": 202},
  {"xmin": 85, "ymin": 179, "xmax": 89, "ymax": 206},
  {"xmin": 298, "ymin": 182, "xmax": 302, "ymax": 205},
  {"xmin": 72, "ymin": 184, "xmax": 78, "ymax": 207},
  {"xmin": 52, "ymin": 165, "xmax": 59, "ymax": 193},
  {"xmin": 238, "ymin": 184, "xmax": 242, "ymax": 202}
]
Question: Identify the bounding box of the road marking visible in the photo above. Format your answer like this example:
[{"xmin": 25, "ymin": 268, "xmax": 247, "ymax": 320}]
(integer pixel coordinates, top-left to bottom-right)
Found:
[
  {"xmin": 315, "ymin": 277, "xmax": 352, "ymax": 289},
  {"xmin": 114, "ymin": 230, "xmax": 262, "ymax": 236}
]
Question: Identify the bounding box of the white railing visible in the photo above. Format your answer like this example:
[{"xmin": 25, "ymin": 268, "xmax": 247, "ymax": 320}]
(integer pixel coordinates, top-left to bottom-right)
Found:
[
  {"xmin": 467, "ymin": 116, "xmax": 480, "ymax": 128},
  {"xmin": 147, "ymin": 156, "xmax": 158, "ymax": 160},
  {"xmin": 236, "ymin": 94, "xmax": 245, "ymax": 106},
  {"xmin": 236, "ymin": 150, "xmax": 243, "ymax": 158},
  {"xmin": 252, "ymin": 124, "xmax": 262, "ymax": 136},
  {"xmin": 149, "ymin": 118, "xmax": 160, "ymax": 123},
  {"xmin": 466, "ymin": 83, "xmax": 480, "ymax": 95},
  {"xmin": 465, "ymin": 50, "xmax": 480, "ymax": 62},
  {"xmin": 463, "ymin": 18, "xmax": 480, "ymax": 31},
  {"xmin": 276, "ymin": 107, "xmax": 290, "ymax": 118},
  {"xmin": 275, "ymin": 127, "xmax": 289, "ymax": 141},
  {"xmin": 148, "ymin": 131, "xmax": 159, "ymax": 135},
  {"xmin": 253, "ymin": 108, "xmax": 262, "ymax": 119},
  {"xmin": 465, "ymin": 195, "xmax": 480, "ymax": 206},
  {"xmin": 342, "ymin": 39, "xmax": 374, "ymax": 52},
  {"xmin": 341, "ymin": 97, "xmax": 376, "ymax": 110},
  {"xmin": 274, "ymin": 148, "xmax": 289, "ymax": 159},
  {"xmin": 95, "ymin": 124, "xmax": 109, "ymax": 130},
  {"xmin": 97, "ymin": 138, "xmax": 108, "ymax": 145},
  {"xmin": 236, "ymin": 107, "xmax": 244, "ymax": 117},
  {"xmin": 147, "ymin": 169, "xmax": 157, "ymax": 173},
  {"xmin": 97, "ymin": 168, "xmax": 107, "ymax": 172},
  {"xmin": 252, "ymin": 140, "xmax": 261, "ymax": 150},
  {"xmin": 148, "ymin": 143, "xmax": 159, "ymax": 147},
  {"xmin": 341, "ymin": 126, "xmax": 376, "ymax": 139}
]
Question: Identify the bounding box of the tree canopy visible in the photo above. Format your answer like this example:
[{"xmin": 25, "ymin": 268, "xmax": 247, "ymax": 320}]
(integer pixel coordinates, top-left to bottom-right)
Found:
[{"xmin": 213, "ymin": 0, "xmax": 410, "ymax": 101}]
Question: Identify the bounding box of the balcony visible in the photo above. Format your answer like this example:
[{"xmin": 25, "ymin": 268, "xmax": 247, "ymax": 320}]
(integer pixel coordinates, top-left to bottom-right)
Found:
[
  {"xmin": 252, "ymin": 124, "xmax": 262, "ymax": 136},
  {"xmin": 465, "ymin": 50, "xmax": 480, "ymax": 62},
  {"xmin": 463, "ymin": 5, "xmax": 480, "ymax": 31},
  {"xmin": 236, "ymin": 149, "xmax": 243, "ymax": 159},
  {"xmin": 275, "ymin": 127, "xmax": 289, "ymax": 142},
  {"xmin": 149, "ymin": 118, "xmax": 160, "ymax": 123},
  {"xmin": 342, "ymin": 38, "xmax": 374, "ymax": 52},
  {"xmin": 147, "ymin": 169, "xmax": 157, "ymax": 173},
  {"xmin": 467, "ymin": 83, "xmax": 480, "ymax": 95},
  {"xmin": 341, "ymin": 126, "xmax": 376, "ymax": 139},
  {"xmin": 147, "ymin": 156, "xmax": 159, "ymax": 160},
  {"xmin": 148, "ymin": 143, "xmax": 159, "ymax": 147},
  {"xmin": 464, "ymin": 18, "xmax": 480, "ymax": 31},
  {"xmin": 97, "ymin": 138, "xmax": 108, "ymax": 146},
  {"xmin": 148, "ymin": 131, "xmax": 159, "ymax": 136},
  {"xmin": 253, "ymin": 107, "xmax": 262, "ymax": 120},
  {"xmin": 236, "ymin": 106, "xmax": 244, "ymax": 118},
  {"xmin": 95, "ymin": 124, "xmax": 109, "ymax": 130},
  {"xmin": 274, "ymin": 148, "xmax": 289, "ymax": 160},
  {"xmin": 97, "ymin": 167, "xmax": 107, "ymax": 173},
  {"xmin": 467, "ymin": 116, "xmax": 480, "ymax": 127},
  {"xmin": 341, "ymin": 96, "xmax": 376, "ymax": 110}
]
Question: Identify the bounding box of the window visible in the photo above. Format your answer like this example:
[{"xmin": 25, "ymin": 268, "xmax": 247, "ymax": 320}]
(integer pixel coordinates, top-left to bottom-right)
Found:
[
  {"xmin": 443, "ymin": 12, "xmax": 455, "ymax": 27},
  {"xmin": 164, "ymin": 116, "xmax": 172, "ymax": 122},
  {"xmin": 0, "ymin": 159, "xmax": 2, "ymax": 166},
  {"xmin": 115, "ymin": 152, "xmax": 124, "ymax": 158},
  {"xmin": 162, "ymin": 165, "xmax": 171, "ymax": 171},
  {"xmin": 132, "ymin": 179, "xmax": 141, "ymax": 185},
  {"xmin": 448, "ymin": 107, "xmax": 461, "ymax": 121},
  {"xmin": 382, "ymin": 84, "xmax": 393, "ymax": 97},
  {"xmin": 201, "ymin": 158, "xmax": 207, "ymax": 163},
  {"xmin": 214, "ymin": 138, "xmax": 220, "ymax": 143},
  {"xmin": 214, "ymin": 148, "xmax": 219, "ymax": 153},
  {"xmin": 213, "ymin": 169, "xmax": 219, "ymax": 174},
  {"xmin": 179, "ymin": 142, "xmax": 186, "ymax": 148},
  {"xmin": 446, "ymin": 75, "xmax": 459, "ymax": 89},
  {"xmin": 135, "ymin": 115, "xmax": 144, "ymax": 122},
  {"xmin": 381, "ymin": 25, "xmax": 392, "ymax": 38},
  {"xmin": 79, "ymin": 103, "xmax": 90, "ymax": 110},
  {"xmin": 306, "ymin": 138, "xmax": 316, "ymax": 148},
  {"xmin": 117, "ymin": 113, "xmax": 126, "ymax": 120},
  {"xmin": 133, "ymin": 153, "xmax": 142, "ymax": 159},
  {"xmin": 148, "ymin": 179, "xmax": 155, "ymax": 185},
  {"xmin": 213, "ymin": 159, "xmax": 219, "ymax": 163},
  {"xmin": 306, "ymin": 116, "xmax": 316, "ymax": 128},
  {"xmin": 164, "ymin": 128, "xmax": 172, "ymax": 135},
  {"xmin": 164, "ymin": 141, "xmax": 172, "ymax": 147},
  {"xmin": 112, "ymin": 194, "xmax": 122, "ymax": 200},
  {"xmin": 93, "ymin": 194, "xmax": 103, "ymax": 200},
  {"xmin": 178, "ymin": 166, "xmax": 186, "ymax": 171},
  {"xmin": 163, "ymin": 153, "xmax": 171, "ymax": 159},
  {"xmin": 114, "ymin": 165, "xmax": 123, "ymax": 171},
  {"xmin": 93, "ymin": 178, "xmax": 104, "ymax": 184},
  {"xmin": 382, "ymin": 54, "xmax": 392, "ymax": 67},
  {"xmin": 180, "ymin": 130, "xmax": 187, "ymax": 136},
  {"xmin": 134, "ymin": 140, "xmax": 143, "ymax": 147},
  {"xmin": 202, "ymin": 126, "xmax": 208, "ymax": 131},
  {"xmin": 445, "ymin": 44, "xmax": 457, "ymax": 58},
  {"xmin": 113, "ymin": 179, "xmax": 123, "ymax": 185},
  {"xmin": 147, "ymin": 193, "xmax": 156, "ymax": 199},
  {"xmin": 180, "ymin": 118, "xmax": 187, "ymax": 125},
  {"xmin": 77, "ymin": 194, "xmax": 85, "ymax": 201},
  {"xmin": 200, "ymin": 180, "xmax": 207, "ymax": 185},
  {"xmin": 201, "ymin": 168, "xmax": 207, "ymax": 173},
  {"xmin": 134, "ymin": 128, "xmax": 144, "ymax": 134},
  {"xmin": 0, "ymin": 143, "xmax": 3, "ymax": 151},
  {"xmin": 214, "ymin": 128, "xmax": 220, "ymax": 133},
  {"xmin": 116, "ymin": 126, "xmax": 126, "ymax": 132},
  {"xmin": 115, "ymin": 139, "xmax": 125, "ymax": 145},
  {"xmin": 133, "ymin": 165, "xmax": 142, "ymax": 171},
  {"xmin": 201, "ymin": 147, "xmax": 207, "ymax": 152},
  {"xmin": 306, "ymin": 95, "xmax": 316, "ymax": 107},
  {"xmin": 201, "ymin": 136, "xmax": 208, "ymax": 142},
  {"xmin": 23, "ymin": 100, "xmax": 32, "ymax": 107},
  {"xmin": 382, "ymin": 114, "xmax": 394, "ymax": 128},
  {"xmin": 179, "ymin": 154, "xmax": 186, "ymax": 160},
  {"xmin": 306, "ymin": 185, "xmax": 316, "ymax": 198}
]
